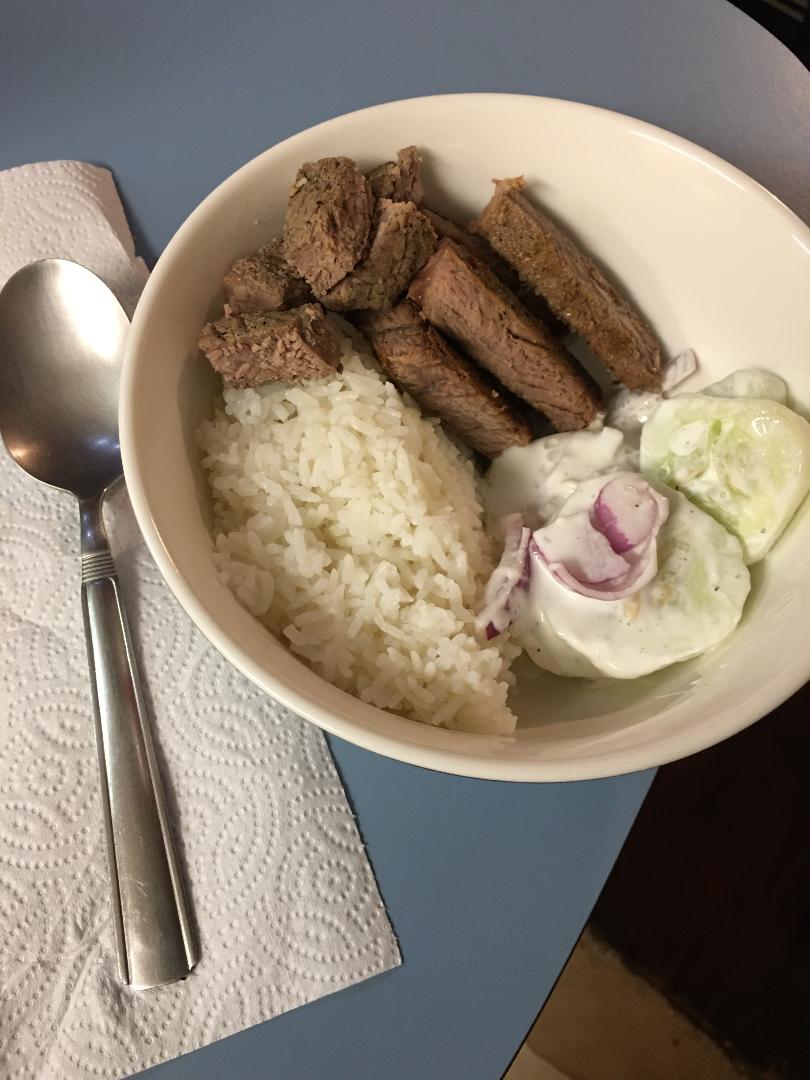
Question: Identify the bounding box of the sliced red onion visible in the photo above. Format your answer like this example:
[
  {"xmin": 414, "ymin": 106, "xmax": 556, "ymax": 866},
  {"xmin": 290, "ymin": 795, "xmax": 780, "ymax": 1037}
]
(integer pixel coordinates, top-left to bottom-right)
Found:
[
  {"xmin": 532, "ymin": 473, "xmax": 669, "ymax": 601},
  {"xmin": 592, "ymin": 474, "xmax": 665, "ymax": 553},
  {"xmin": 476, "ymin": 514, "xmax": 531, "ymax": 639},
  {"xmin": 661, "ymin": 348, "xmax": 698, "ymax": 393},
  {"xmin": 532, "ymin": 534, "xmax": 660, "ymax": 601},
  {"xmin": 533, "ymin": 511, "xmax": 629, "ymax": 583}
]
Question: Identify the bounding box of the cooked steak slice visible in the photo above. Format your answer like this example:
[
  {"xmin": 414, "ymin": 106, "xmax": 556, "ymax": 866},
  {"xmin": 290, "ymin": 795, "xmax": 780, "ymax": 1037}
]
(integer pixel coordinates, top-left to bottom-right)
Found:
[
  {"xmin": 408, "ymin": 239, "xmax": 601, "ymax": 430},
  {"xmin": 422, "ymin": 208, "xmax": 567, "ymax": 336},
  {"xmin": 224, "ymin": 239, "xmax": 313, "ymax": 313},
  {"xmin": 199, "ymin": 305, "xmax": 341, "ymax": 387},
  {"xmin": 320, "ymin": 200, "xmax": 437, "ymax": 312},
  {"xmin": 475, "ymin": 177, "xmax": 662, "ymax": 390},
  {"xmin": 360, "ymin": 301, "xmax": 531, "ymax": 458},
  {"xmin": 367, "ymin": 146, "xmax": 424, "ymax": 204},
  {"xmin": 283, "ymin": 156, "xmax": 373, "ymax": 295},
  {"xmin": 422, "ymin": 207, "xmax": 500, "ymax": 265}
]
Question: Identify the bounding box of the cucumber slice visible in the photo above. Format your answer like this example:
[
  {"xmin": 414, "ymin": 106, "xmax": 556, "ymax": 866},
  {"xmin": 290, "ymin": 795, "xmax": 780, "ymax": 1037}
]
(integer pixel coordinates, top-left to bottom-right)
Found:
[{"xmin": 640, "ymin": 394, "xmax": 810, "ymax": 562}]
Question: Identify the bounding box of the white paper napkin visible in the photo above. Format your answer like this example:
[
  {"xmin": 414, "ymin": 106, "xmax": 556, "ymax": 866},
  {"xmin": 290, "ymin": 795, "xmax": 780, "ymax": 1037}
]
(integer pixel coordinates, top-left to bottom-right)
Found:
[{"xmin": 0, "ymin": 161, "xmax": 400, "ymax": 1080}]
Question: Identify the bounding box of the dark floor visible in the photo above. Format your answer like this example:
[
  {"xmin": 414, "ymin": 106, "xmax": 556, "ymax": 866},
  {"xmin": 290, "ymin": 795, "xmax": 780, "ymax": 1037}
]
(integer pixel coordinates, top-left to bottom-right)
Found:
[
  {"xmin": 729, "ymin": 0, "xmax": 809, "ymax": 64},
  {"xmin": 590, "ymin": 680, "xmax": 810, "ymax": 1079}
]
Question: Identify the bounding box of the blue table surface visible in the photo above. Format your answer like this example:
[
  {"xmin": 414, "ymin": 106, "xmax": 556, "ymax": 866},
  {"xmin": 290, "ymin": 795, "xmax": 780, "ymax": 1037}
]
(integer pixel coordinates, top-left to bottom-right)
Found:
[{"xmin": 3, "ymin": 2, "xmax": 808, "ymax": 1077}]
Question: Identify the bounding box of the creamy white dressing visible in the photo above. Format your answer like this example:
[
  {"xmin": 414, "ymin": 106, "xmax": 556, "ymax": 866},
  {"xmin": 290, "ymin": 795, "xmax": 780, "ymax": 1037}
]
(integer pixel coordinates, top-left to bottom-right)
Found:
[
  {"xmin": 482, "ymin": 365, "xmax": 807, "ymax": 681},
  {"xmin": 602, "ymin": 348, "xmax": 699, "ymax": 435},
  {"xmin": 512, "ymin": 489, "xmax": 750, "ymax": 679},
  {"xmin": 604, "ymin": 387, "xmax": 662, "ymax": 434},
  {"xmin": 483, "ymin": 427, "xmax": 634, "ymax": 527}
]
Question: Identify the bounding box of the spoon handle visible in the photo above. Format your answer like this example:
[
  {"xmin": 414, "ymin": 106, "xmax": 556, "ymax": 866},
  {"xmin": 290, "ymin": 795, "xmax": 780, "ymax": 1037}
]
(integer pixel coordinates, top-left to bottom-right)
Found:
[{"xmin": 79, "ymin": 498, "xmax": 197, "ymax": 990}]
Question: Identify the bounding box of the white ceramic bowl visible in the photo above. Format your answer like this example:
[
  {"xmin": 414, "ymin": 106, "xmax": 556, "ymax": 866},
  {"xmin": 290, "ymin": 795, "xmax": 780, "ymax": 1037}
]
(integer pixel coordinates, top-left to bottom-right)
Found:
[{"xmin": 121, "ymin": 94, "xmax": 810, "ymax": 782}]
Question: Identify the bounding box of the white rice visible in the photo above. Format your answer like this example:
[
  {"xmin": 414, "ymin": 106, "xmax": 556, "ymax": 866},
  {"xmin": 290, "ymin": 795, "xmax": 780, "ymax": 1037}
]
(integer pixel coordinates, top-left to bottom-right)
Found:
[{"xmin": 198, "ymin": 329, "xmax": 517, "ymax": 735}]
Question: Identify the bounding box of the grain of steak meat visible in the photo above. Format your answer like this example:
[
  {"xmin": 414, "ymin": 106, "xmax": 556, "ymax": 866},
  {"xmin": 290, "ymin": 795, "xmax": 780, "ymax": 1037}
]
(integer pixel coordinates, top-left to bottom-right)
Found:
[
  {"xmin": 360, "ymin": 300, "xmax": 531, "ymax": 458},
  {"xmin": 283, "ymin": 157, "xmax": 373, "ymax": 295},
  {"xmin": 422, "ymin": 208, "xmax": 505, "ymax": 269},
  {"xmin": 475, "ymin": 177, "xmax": 662, "ymax": 390},
  {"xmin": 423, "ymin": 207, "xmax": 567, "ymax": 335},
  {"xmin": 367, "ymin": 146, "xmax": 424, "ymax": 204},
  {"xmin": 408, "ymin": 239, "xmax": 601, "ymax": 430},
  {"xmin": 199, "ymin": 305, "xmax": 341, "ymax": 388},
  {"xmin": 224, "ymin": 239, "xmax": 312, "ymax": 313},
  {"xmin": 321, "ymin": 200, "xmax": 437, "ymax": 312}
]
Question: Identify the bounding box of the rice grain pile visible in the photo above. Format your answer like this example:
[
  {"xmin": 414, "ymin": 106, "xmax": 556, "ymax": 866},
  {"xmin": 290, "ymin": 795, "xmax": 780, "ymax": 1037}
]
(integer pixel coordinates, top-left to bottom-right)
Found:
[{"xmin": 198, "ymin": 330, "xmax": 517, "ymax": 734}]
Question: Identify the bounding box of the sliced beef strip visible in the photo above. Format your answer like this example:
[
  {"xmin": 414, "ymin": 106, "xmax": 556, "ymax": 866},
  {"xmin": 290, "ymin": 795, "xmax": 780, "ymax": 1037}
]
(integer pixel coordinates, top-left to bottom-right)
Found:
[
  {"xmin": 282, "ymin": 156, "xmax": 373, "ymax": 295},
  {"xmin": 422, "ymin": 207, "xmax": 568, "ymax": 336},
  {"xmin": 320, "ymin": 200, "xmax": 437, "ymax": 312},
  {"xmin": 367, "ymin": 146, "xmax": 424, "ymax": 204},
  {"xmin": 475, "ymin": 177, "xmax": 662, "ymax": 390},
  {"xmin": 198, "ymin": 304, "xmax": 341, "ymax": 388},
  {"xmin": 224, "ymin": 239, "xmax": 313, "ymax": 313},
  {"xmin": 408, "ymin": 239, "xmax": 601, "ymax": 431},
  {"xmin": 359, "ymin": 300, "xmax": 531, "ymax": 459},
  {"xmin": 422, "ymin": 207, "xmax": 504, "ymax": 268}
]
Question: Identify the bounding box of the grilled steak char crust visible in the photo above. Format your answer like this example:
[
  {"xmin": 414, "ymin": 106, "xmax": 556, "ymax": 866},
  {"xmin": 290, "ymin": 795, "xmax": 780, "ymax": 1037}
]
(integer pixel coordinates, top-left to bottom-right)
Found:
[
  {"xmin": 224, "ymin": 239, "xmax": 312, "ymax": 313},
  {"xmin": 198, "ymin": 305, "xmax": 341, "ymax": 387},
  {"xmin": 283, "ymin": 156, "xmax": 374, "ymax": 295},
  {"xmin": 475, "ymin": 177, "xmax": 662, "ymax": 391},
  {"xmin": 408, "ymin": 238, "xmax": 601, "ymax": 430},
  {"xmin": 321, "ymin": 200, "xmax": 437, "ymax": 312},
  {"xmin": 360, "ymin": 300, "xmax": 531, "ymax": 458}
]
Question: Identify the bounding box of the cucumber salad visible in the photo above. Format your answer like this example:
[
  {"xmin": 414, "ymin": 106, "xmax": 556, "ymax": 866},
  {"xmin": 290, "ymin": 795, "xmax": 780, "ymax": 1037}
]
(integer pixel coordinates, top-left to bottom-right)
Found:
[{"xmin": 478, "ymin": 357, "xmax": 810, "ymax": 680}]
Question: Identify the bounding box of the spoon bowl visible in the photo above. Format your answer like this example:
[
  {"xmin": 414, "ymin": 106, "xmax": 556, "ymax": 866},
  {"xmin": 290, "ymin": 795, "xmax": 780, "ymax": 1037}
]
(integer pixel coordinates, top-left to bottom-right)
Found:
[{"xmin": 0, "ymin": 260, "xmax": 126, "ymax": 499}]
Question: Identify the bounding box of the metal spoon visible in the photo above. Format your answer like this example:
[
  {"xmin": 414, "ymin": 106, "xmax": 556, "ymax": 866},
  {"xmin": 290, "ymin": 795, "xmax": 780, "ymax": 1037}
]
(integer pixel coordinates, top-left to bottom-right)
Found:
[{"xmin": 0, "ymin": 259, "xmax": 197, "ymax": 990}]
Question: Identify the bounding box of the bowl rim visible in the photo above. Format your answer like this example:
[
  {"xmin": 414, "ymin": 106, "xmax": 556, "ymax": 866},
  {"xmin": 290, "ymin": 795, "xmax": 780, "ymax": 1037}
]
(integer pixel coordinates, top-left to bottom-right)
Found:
[{"xmin": 120, "ymin": 92, "xmax": 810, "ymax": 782}]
